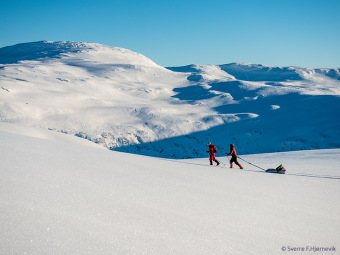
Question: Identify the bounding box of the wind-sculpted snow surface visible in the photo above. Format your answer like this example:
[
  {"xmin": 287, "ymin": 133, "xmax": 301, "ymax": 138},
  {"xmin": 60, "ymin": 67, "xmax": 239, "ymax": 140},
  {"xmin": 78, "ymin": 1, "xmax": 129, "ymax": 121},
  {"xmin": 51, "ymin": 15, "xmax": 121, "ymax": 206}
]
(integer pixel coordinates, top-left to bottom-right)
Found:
[
  {"xmin": 1, "ymin": 130, "xmax": 340, "ymax": 254},
  {"xmin": 1, "ymin": 41, "xmax": 340, "ymax": 158}
]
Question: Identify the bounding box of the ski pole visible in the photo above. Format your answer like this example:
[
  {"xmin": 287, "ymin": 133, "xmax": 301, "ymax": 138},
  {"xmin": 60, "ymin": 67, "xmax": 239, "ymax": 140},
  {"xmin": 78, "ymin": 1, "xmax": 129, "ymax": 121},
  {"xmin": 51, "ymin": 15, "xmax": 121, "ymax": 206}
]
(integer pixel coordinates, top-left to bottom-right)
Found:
[
  {"xmin": 224, "ymin": 153, "xmax": 231, "ymax": 162},
  {"xmin": 206, "ymin": 152, "xmax": 226, "ymax": 167},
  {"xmin": 237, "ymin": 156, "xmax": 265, "ymax": 171},
  {"xmin": 216, "ymin": 158, "xmax": 227, "ymax": 167},
  {"xmin": 225, "ymin": 154, "xmax": 230, "ymax": 166}
]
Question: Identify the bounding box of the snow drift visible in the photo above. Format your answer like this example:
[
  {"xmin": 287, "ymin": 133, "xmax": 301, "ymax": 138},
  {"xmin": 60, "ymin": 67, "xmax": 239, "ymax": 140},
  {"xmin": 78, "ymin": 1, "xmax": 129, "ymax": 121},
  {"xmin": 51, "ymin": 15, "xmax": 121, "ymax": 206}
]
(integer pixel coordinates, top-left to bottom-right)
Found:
[
  {"xmin": 1, "ymin": 41, "xmax": 340, "ymax": 158},
  {"xmin": 1, "ymin": 129, "xmax": 339, "ymax": 254}
]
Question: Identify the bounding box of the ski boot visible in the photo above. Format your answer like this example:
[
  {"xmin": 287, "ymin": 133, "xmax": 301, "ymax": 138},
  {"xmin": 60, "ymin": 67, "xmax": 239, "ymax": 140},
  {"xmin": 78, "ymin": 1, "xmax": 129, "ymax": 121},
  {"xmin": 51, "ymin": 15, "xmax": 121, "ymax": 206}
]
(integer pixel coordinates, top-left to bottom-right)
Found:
[{"xmin": 237, "ymin": 163, "xmax": 243, "ymax": 169}]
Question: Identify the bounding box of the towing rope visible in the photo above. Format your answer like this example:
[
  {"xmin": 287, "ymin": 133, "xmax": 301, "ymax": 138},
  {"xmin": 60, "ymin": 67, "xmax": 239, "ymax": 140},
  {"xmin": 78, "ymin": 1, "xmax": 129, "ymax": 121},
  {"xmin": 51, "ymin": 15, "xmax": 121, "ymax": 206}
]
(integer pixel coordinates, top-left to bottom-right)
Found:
[
  {"xmin": 207, "ymin": 152, "xmax": 266, "ymax": 170},
  {"xmin": 237, "ymin": 156, "xmax": 266, "ymax": 171}
]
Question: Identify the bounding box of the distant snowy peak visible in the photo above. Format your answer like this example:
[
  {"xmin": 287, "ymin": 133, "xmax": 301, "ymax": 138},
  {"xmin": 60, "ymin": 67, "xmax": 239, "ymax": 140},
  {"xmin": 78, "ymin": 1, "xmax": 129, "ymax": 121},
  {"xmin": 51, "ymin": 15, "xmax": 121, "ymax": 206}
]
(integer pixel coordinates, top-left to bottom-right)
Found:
[
  {"xmin": 168, "ymin": 62, "xmax": 340, "ymax": 83},
  {"xmin": 0, "ymin": 41, "xmax": 160, "ymax": 68},
  {"xmin": 219, "ymin": 63, "xmax": 340, "ymax": 82},
  {"xmin": 0, "ymin": 41, "xmax": 99, "ymax": 54},
  {"xmin": 0, "ymin": 41, "xmax": 98, "ymax": 64}
]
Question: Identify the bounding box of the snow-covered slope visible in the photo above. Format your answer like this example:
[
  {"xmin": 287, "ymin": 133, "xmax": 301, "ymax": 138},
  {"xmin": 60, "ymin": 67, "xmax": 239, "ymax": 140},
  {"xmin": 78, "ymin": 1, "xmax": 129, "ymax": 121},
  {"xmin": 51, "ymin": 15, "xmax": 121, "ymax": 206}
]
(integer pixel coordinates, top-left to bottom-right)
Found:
[
  {"xmin": 0, "ymin": 41, "xmax": 222, "ymax": 153},
  {"xmin": 0, "ymin": 121, "xmax": 105, "ymax": 149},
  {"xmin": 1, "ymin": 130, "xmax": 339, "ymax": 254},
  {"xmin": 1, "ymin": 41, "xmax": 340, "ymax": 158}
]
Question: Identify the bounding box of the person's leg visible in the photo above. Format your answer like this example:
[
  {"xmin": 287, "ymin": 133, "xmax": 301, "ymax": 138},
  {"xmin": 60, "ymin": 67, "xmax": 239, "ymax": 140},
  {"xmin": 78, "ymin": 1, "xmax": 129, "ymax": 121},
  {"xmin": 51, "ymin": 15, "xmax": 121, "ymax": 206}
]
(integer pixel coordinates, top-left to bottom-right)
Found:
[
  {"xmin": 234, "ymin": 156, "xmax": 243, "ymax": 169},
  {"xmin": 209, "ymin": 154, "xmax": 214, "ymax": 165},
  {"xmin": 211, "ymin": 154, "xmax": 219, "ymax": 165}
]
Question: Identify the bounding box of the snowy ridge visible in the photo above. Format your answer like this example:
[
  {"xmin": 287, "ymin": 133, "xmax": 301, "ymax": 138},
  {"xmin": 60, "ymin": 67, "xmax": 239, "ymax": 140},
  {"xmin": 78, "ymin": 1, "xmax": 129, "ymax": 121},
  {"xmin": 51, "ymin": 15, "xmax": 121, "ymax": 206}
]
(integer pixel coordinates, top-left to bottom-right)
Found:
[
  {"xmin": 1, "ymin": 41, "xmax": 340, "ymax": 158},
  {"xmin": 0, "ymin": 41, "xmax": 159, "ymax": 67}
]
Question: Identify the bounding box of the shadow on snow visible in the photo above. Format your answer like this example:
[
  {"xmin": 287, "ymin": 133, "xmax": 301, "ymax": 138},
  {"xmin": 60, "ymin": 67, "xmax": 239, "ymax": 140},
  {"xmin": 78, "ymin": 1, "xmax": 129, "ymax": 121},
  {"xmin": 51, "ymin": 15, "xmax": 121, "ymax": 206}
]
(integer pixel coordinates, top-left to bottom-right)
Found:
[{"xmin": 112, "ymin": 66, "xmax": 340, "ymax": 159}]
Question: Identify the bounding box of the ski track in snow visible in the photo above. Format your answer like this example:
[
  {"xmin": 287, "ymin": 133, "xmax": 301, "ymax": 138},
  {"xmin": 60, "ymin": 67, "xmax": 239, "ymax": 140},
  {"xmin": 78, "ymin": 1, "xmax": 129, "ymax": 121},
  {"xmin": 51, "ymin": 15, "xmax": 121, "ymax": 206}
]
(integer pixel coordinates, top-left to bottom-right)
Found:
[{"xmin": 1, "ymin": 130, "xmax": 339, "ymax": 254}]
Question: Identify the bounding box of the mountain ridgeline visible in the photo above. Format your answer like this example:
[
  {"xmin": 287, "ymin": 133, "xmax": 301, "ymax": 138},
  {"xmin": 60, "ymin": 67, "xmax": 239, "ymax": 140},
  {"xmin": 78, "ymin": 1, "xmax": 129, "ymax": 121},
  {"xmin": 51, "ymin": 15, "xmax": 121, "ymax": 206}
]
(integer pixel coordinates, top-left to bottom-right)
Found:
[{"xmin": 1, "ymin": 41, "xmax": 340, "ymax": 158}]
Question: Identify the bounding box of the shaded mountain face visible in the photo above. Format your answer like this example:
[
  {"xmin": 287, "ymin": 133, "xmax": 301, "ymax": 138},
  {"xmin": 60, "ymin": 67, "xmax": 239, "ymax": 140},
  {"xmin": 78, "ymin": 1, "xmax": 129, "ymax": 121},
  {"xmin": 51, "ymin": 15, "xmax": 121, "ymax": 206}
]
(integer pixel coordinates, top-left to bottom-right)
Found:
[{"xmin": 1, "ymin": 41, "xmax": 340, "ymax": 158}]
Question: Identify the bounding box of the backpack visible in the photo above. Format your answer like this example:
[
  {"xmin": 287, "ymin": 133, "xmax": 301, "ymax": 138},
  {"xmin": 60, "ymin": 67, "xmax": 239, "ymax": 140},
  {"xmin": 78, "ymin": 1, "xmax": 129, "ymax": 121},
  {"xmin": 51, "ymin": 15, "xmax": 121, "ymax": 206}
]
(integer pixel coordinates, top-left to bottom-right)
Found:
[
  {"xmin": 213, "ymin": 145, "xmax": 217, "ymax": 153},
  {"xmin": 276, "ymin": 164, "xmax": 286, "ymax": 172}
]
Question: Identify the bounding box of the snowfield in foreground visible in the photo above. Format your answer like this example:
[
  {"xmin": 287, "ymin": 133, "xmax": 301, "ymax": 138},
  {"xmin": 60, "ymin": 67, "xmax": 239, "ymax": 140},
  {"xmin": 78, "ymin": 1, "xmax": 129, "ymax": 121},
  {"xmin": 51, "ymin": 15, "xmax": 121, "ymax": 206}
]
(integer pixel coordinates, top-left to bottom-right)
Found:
[
  {"xmin": 1, "ymin": 41, "xmax": 340, "ymax": 158},
  {"xmin": 1, "ymin": 128, "xmax": 339, "ymax": 254}
]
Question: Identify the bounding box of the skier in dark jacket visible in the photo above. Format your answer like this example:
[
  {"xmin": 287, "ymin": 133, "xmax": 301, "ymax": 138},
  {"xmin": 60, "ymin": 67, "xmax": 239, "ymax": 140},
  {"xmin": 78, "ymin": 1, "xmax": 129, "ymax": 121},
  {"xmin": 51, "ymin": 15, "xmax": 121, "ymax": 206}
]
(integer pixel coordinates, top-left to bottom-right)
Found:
[
  {"xmin": 206, "ymin": 142, "xmax": 220, "ymax": 166},
  {"xmin": 226, "ymin": 144, "xmax": 243, "ymax": 169}
]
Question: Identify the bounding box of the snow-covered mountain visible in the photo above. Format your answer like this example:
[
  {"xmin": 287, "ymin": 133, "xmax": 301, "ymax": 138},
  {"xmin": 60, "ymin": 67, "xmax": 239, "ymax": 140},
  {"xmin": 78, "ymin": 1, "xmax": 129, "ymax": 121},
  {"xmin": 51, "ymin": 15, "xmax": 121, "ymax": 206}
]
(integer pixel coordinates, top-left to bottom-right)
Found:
[
  {"xmin": 1, "ymin": 41, "xmax": 340, "ymax": 158},
  {"xmin": 1, "ymin": 42, "xmax": 340, "ymax": 253}
]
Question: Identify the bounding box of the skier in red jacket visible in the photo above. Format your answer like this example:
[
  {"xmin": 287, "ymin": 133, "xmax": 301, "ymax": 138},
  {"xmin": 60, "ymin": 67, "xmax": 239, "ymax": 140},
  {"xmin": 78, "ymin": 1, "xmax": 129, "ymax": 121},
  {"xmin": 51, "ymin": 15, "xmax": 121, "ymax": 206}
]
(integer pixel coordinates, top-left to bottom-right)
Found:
[
  {"xmin": 226, "ymin": 144, "xmax": 243, "ymax": 169},
  {"xmin": 207, "ymin": 142, "xmax": 220, "ymax": 166}
]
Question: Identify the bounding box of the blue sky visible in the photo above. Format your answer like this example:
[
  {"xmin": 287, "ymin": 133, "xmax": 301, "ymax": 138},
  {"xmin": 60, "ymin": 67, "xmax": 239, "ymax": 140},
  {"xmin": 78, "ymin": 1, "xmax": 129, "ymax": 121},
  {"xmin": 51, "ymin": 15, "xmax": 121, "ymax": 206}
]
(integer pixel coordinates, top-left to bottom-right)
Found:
[{"xmin": 1, "ymin": 0, "xmax": 339, "ymax": 68}]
